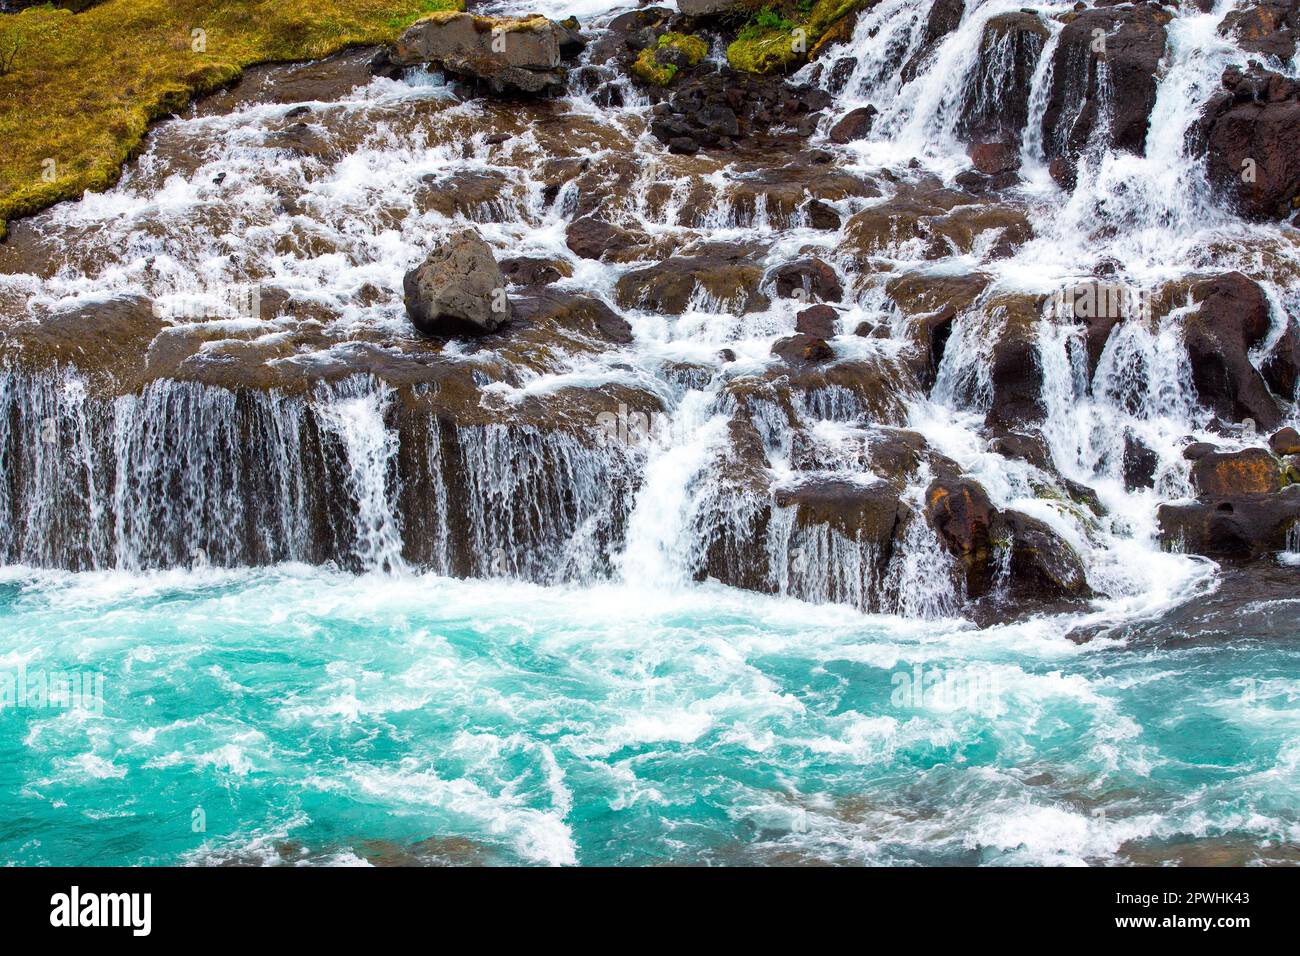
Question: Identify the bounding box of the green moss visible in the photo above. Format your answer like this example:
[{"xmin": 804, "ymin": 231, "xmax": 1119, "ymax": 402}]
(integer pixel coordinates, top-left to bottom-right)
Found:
[
  {"xmin": 726, "ymin": 29, "xmax": 803, "ymax": 75},
  {"xmin": 632, "ymin": 32, "xmax": 708, "ymax": 86},
  {"xmin": 658, "ymin": 32, "xmax": 709, "ymax": 64},
  {"xmin": 0, "ymin": 0, "xmax": 465, "ymax": 238},
  {"xmin": 727, "ymin": 0, "xmax": 868, "ymax": 74}
]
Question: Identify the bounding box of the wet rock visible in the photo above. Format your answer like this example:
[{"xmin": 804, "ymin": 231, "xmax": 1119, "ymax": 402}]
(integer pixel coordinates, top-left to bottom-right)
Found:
[
  {"xmin": 555, "ymin": 17, "xmax": 587, "ymax": 60},
  {"xmin": 1219, "ymin": 1, "xmax": 1299, "ymax": 64},
  {"xmin": 509, "ymin": 289, "xmax": 633, "ymax": 345},
  {"xmin": 1196, "ymin": 66, "xmax": 1300, "ymax": 220},
  {"xmin": 967, "ymin": 142, "xmax": 1021, "ymax": 175},
  {"xmin": 1191, "ymin": 448, "xmax": 1283, "ymax": 497},
  {"xmin": 991, "ymin": 432, "xmax": 1052, "ymax": 470},
  {"xmin": 1182, "ymin": 272, "xmax": 1282, "ymax": 430},
  {"xmin": 770, "ymin": 257, "xmax": 843, "ymax": 303},
  {"xmin": 1182, "ymin": 441, "xmax": 1219, "ymax": 461},
  {"xmin": 804, "ymin": 198, "xmax": 842, "ymax": 230},
  {"xmin": 264, "ymin": 122, "xmax": 332, "ymax": 159},
  {"xmin": 1000, "ymin": 510, "xmax": 1092, "ymax": 602},
  {"xmin": 1270, "ymin": 427, "xmax": 1300, "ymax": 457},
  {"xmin": 565, "ymin": 215, "xmax": 648, "ymax": 261},
  {"xmin": 2, "ymin": 295, "xmax": 163, "ymax": 395},
  {"xmin": 1261, "ymin": 321, "xmax": 1300, "ymax": 400},
  {"xmin": 714, "ymin": 162, "xmax": 877, "ymax": 229},
  {"xmin": 499, "ymin": 256, "xmax": 572, "ymax": 287},
  {"xmin": 1158, "ymin": 485, "xmax": 1300, "ymax": 560},
  {"xmin": 616, "ymin": 252, "xmax": 769, "ymax": 314},
  {"xmin": 403, "ymin": 229, "xmax": 510, "ymax": 336},
  {"xmin": 984, "ymin": 293, "xmax": 1049, "ymax": 432},
  {"xmin": 957, "ymin": 12, "xmax": 1049, "ymax": 147},
  {"xmin": 775, "ymin": 479, "xmax": 904, "ymax": 552},
  {"xmin": 841, "ymin": 186, "xmax": 1029, "ymax": 263},
  {"xmin": 828, "ymin": 106, "xmax": 877, "ymax": 144},
  {"xmin": 416, "ymin": 169, "xmax": 512, "ymax": 220},
  {"xmin": 886, "ymin": 271, "xmax": 990, "ymax": 387},
  {"xmin": 867, "ymin": 429, "xmax": 960, "ymax": 490},
  {"xmin": 1041, "ymin": 3, "xmax": 1170, "ymax": 164},
  {"xmin": 384, "ymin": 12, "xmax": 568, "ymax": 96},
  {"xmin": 646, "ymin": 69, "xmax": 832, "ymax": 153},
  {"xmin": 926, "ymin": 477, "xmax": 997, "ymax": 598},
  {"xmin": 1122, "ymin": 432, "xmax": 1159, "ymax": 491},
  {"xmin": 795, "ymin": 304, "xmax": 839, "ymax": 339},
  {"xmin": 771, "ymin": 334, "xmax": 835, "ymax": 365},
  {"xmin": 901, "ymin": 0, "xmax": 966, "ymax": 83}
]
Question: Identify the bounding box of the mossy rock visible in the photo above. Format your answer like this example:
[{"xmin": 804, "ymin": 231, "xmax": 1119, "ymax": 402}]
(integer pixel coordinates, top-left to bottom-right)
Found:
[
  {"xmin": 727, "ymin": 0, "xmax": 868, "ymax": 75},
  {"xmin": 632, "ymin": 31, "xmax": 708, "ymax": 85}
]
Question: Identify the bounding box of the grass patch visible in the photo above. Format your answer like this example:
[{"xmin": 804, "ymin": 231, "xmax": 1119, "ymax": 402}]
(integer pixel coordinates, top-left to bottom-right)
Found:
[{"xmin": 0, "ymin": 0, "xmax": 463, "ymax": 237}]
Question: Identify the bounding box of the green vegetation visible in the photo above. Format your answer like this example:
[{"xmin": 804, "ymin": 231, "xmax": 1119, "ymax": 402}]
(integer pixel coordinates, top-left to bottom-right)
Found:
[
  {"xmin": 0, "ymin": 0, "xmax": 463, "ymax": 237},
  {"xmin": 631, "ymin": 31, "xmax": 708, "ymax": 86},
  {"xmin": 726, "ymin": 0, "xmax": 868, "ymax": 75}
]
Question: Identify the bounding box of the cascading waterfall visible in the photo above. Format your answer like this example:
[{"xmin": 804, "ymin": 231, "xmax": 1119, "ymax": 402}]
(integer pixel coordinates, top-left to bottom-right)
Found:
[{"xmin": 0, "ymin": 0, "xmax": 1295, "ymax": 616}]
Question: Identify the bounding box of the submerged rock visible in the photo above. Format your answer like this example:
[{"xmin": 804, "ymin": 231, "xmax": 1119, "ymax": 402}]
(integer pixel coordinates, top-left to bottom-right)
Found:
[
  {"xmin": 616, "ymin": 252, "xmax": 770, "ymax": 314},
  {"xmin": 403, "ymin": 229, "xmax": 511, "ymax": 336}
]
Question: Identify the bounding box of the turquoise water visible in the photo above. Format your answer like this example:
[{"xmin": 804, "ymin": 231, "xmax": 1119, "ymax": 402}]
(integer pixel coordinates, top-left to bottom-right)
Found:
[{"xmin": 1, "ymin": 565, "xmax": 1298, "ymax": 866}]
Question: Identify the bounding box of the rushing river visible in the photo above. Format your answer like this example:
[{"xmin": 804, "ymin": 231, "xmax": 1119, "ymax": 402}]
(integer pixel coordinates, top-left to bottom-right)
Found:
[{"xmin": 0, "ymin": 0, "xmax": 1298, "ymax": 865}]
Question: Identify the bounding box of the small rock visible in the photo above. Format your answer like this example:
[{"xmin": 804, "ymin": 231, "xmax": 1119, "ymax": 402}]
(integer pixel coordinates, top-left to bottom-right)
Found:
[{"xmin": 1270, "ymin": 426, "xmax": 1300, "ymax": 457}]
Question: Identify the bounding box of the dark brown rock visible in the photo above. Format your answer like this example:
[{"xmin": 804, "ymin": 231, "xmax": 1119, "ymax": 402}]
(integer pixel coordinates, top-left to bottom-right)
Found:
[
  {"xmin": 1182, "ymin": 272, "xmax": 1282, "ymax": 430},
  {"xmin": 1191, "ymin": 448, "xmax": 1283, "ymax": 497},
  {"xmin": 1270, "ymin": 427, "xmax": 1300, "ymax": 457},
  {"xmin": 829, "ymin": 105, "xmax": 878, "ymax": 144},
  {"xmin": 1197, "ymin": 67, "xmax": 1300, "ymax": 220},
  {"xmin": 1158, "ymin": 486, "xmax": 1300, "ymax": 560},
  {"xmin": 795, "ymin": 304, "xmax": 839, "ymax": 339},
  {"xmin": 770, "ymin": 257, "xmax": 843, "ymax": 303},
  {"xmin": 1041, "ymin": 3, "xmax": 1170, "ymax": 164}
]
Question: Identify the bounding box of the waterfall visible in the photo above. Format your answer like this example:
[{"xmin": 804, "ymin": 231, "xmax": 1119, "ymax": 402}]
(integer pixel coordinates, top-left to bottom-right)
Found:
[{"xmin": 0, "ymin": 0, "xmax": 1295, "ymax": 626}]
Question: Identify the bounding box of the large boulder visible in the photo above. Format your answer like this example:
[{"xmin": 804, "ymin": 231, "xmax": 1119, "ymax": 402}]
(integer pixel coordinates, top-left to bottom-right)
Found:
[
  {"xmin": 1196, "ymin": 67, "xmax": 1300, "ymax": 220},
  {"xmin": 1191, "ymin": 448, "xmax": 1283, "ymax": 497},
  {"xmin": 829, "ymin": 106, "xmax": 877, "ymax": 144},
  {"xmin": 999, "ymin": 511, "xmax": 1092, "ymax": 603},
  {"xmin": 1041, "ymin": 3, "xmax": 1170, "ymax": 164},
  {"xmin": 1271, "ymin": 427, "xmax": 1300, "ymax": 457},
  {"xmin": 403, "ymin": 229, "xmax": 511, "ymax": 336},
  {"xmin": 1158, "ymin": 485, "xmax": 1300, "ymax": 560},
  {"xmin": 383, "ymin": 12, "xmax": 567, "ymax": 95},
  {"xmin": 926, "ymin": 478, "xmax": 997, "ymax": 598},
  {"xmin": 984, "ymin": 293, "xmax": 1049, "ymax": 432},
  {"xmin": 770, "ymin": 257, "xmax": 843, "ymax": 303},
  {"xmin": 1181, "ymin": 272, "xmax": 1283, "ymax": 430},
  {"xmin": 957, "ymin": 12, "xmax": 1050, "ymax": 148},
  {"xmin": 1219, "ymin": 1, "xmax": 1299, "ymax": 63}
]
